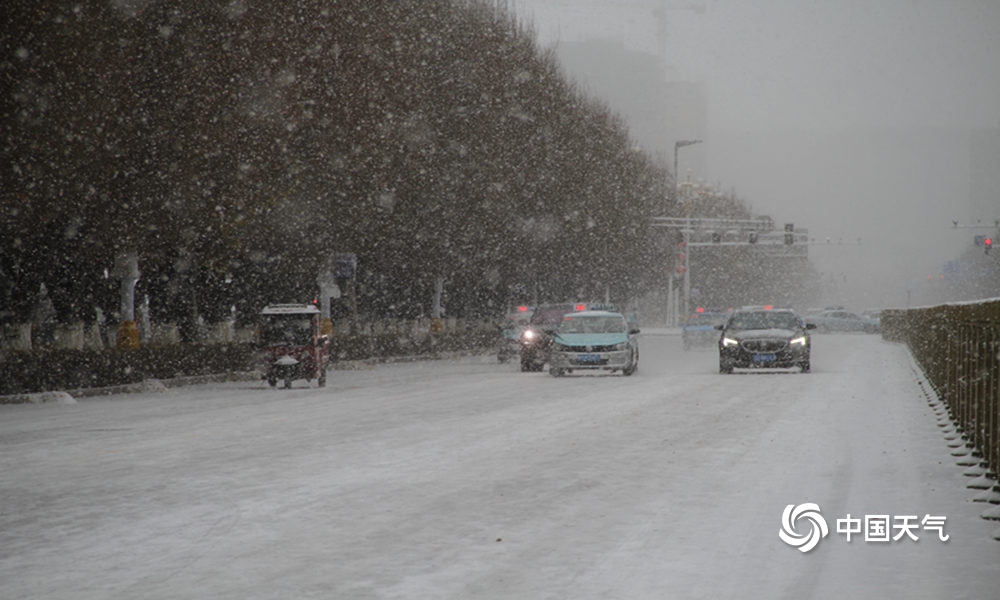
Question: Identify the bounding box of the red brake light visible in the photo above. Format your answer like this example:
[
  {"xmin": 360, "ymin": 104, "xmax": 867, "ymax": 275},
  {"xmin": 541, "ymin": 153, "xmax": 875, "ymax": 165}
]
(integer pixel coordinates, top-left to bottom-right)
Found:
[
  {"xmin": 696, "ymin": 307, "xmax": 705, "ymax": 313},
  {"xmin": 764, "ymin": 305, "xmax": 773, "ymax": 310},
  {"xmin": 575, "ymin": 304, "xmax": 587, "ymax": 311},
  {"xmin": 517, "ymin": 305, "xmax": 528, "ymax": 312}
]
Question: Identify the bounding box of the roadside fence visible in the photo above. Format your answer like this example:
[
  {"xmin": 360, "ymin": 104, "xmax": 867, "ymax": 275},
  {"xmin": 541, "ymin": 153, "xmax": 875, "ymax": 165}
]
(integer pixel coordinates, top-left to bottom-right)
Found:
[{"xmin": 882, "ymin": 299, "xmax": 1000, "ymax": 523}]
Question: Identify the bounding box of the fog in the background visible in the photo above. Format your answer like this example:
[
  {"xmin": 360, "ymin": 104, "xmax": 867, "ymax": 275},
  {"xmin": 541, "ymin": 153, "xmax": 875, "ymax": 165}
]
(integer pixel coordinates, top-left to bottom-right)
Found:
[{"xmin": 513, "ymin": 0, "xmax": 1000, "ymax": 309}]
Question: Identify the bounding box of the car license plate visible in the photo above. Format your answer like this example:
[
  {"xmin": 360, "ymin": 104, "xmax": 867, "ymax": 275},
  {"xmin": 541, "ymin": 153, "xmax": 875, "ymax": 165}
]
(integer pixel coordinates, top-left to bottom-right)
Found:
[
  {"xmin": 577, "ymin": 353, "xmax": 602, "ymax": 363},
  {"xmin": 753, "ymin": 353, "xmax": 776, "ymax": 362}
]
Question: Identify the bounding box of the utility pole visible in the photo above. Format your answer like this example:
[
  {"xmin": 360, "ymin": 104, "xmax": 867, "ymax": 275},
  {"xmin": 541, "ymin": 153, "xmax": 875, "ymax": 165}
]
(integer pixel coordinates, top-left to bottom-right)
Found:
[{"xmin": 669, "ymin": 140, "xmax": 701, "ymax": 325}]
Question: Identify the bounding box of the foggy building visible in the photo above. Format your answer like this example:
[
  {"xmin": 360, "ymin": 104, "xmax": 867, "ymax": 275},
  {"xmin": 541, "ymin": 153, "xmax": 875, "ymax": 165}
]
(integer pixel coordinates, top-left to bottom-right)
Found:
[
  {"xmin": 552, "ymin": 39, "xmax": 707, "ymax": 176},
  {"xmin": 970, "ymin": 129, "xmax": 1000, "ymax": 223}
]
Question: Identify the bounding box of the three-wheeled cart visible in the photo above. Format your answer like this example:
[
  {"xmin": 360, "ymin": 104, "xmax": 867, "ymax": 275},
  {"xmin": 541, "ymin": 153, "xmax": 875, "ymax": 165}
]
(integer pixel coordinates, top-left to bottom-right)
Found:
[{"xmin": 257, "ymin": 304, "xmax": 330, "ymax": 388}]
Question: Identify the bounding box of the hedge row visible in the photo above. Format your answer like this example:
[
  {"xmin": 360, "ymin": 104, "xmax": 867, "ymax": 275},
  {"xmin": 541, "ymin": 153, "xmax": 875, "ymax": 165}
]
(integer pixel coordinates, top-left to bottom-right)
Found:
[{"xmin": 0, "ymin": 330, "xmax": 497, "ymax": 396}]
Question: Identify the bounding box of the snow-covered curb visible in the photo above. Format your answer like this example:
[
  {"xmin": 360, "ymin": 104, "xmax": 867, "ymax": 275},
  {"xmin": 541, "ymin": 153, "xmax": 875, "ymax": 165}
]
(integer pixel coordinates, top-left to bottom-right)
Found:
[
  {"xmin": 0, "ymin": 351, "xmax": 487, "ymax": 404},
  {"xmin": 0, "ymin": 391, "xmax": 77, "ymax": 405},
  {"xmin": 0, "ymin": 374, "xmax": 253, "ymax": 404}
]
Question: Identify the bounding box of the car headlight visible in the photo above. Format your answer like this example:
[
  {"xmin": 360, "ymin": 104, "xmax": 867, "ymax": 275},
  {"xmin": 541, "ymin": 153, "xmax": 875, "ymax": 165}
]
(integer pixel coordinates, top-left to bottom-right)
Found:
[
  {"xmin": 613, "ymin": 342, "xmax": 628, "ymax": 351},
  {"xmin": 722, "ymin": 337, "xmax": 739, "ymax": 347},
  {"xmin": 790, "ymin": 336, "xmax": 807, "ymax": 346},
  {"xmin": 521, "ymin": 329, "xmax": 536, "ymax": 342},
  {"xmin": 553, "ymin": 343, "xmax": 568, "ymax": 351}
]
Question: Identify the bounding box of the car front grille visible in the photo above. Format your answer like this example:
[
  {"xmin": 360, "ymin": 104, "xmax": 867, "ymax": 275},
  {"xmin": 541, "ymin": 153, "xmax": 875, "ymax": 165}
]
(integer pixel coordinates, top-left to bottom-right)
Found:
[{"xmin": 741, "ymin": 339, "xmax": 788, "ymax": 352}]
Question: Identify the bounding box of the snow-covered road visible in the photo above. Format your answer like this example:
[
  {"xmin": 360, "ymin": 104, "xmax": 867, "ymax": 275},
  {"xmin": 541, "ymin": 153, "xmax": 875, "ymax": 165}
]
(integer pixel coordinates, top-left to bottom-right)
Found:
[{"xmin": 3, "ymin": 333, "xmax": 999, "ymax": 599}]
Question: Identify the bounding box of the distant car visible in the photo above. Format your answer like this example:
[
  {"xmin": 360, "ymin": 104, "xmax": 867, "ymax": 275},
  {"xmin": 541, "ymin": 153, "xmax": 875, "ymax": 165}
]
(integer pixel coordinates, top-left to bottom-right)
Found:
[
  {"xmin": 519, "ymin": 303, "xmax": 586, "ymax": 371},
  {"xmin": 548, "ymin": 310, "xmax": 639, "ymax": 376},
  {"xmin": 717, "ymin": 307, "xmax": 815, "ymax": 373},
  {"xmin": 518, "ymin": 302, "xmax": 614, "ymax": 371},
  {"xmin": 497, "ymin": 307, "xmax": 533, "ymax": 363},
  {"xmin": 861, "ymin": 309, "xmax": 882, "ymax": 330},
  {"xmin": 807, "ymin": 310, "xmax": 879, "ymax": 333},
  {"xmin": 682, "ymin": 309, "xmax": 729, "ymax": 350}
]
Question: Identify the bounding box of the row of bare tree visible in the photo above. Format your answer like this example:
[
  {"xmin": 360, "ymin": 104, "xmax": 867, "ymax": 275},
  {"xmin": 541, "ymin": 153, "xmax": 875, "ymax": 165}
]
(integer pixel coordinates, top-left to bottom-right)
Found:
[{"xmin": 3, "ymin": 0, "xmax": 678, "ymax": 337}]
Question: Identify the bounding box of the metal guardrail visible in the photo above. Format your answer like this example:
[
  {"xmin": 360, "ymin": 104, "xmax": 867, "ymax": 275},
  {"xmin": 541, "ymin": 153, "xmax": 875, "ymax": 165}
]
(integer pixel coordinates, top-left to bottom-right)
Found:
[{"xmin": 882, "ymin": 300, "xmax": 1000, "ymax": 497}]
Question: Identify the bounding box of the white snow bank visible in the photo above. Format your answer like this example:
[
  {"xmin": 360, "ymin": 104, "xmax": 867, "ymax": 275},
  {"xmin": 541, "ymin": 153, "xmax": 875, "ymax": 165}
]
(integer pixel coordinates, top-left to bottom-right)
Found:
[{"xmin": 7, "ymin": 391, "xmax": 77, "ymax": 405}]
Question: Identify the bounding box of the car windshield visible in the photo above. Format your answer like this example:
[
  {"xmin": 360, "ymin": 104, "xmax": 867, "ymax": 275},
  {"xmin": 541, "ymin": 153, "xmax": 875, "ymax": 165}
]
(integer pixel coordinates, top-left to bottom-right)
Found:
[
  {"xmin": 260, "ymin": 315, "xmax": 314, "ymax": 346},
  {"xmin": 727, "ymin": 312, "xmax": 801, "ymax": 331},
  {"xmin": 531, "ymin": 306, "xmax": 575, "ymax": 327},
  {"xmin": 558, "ymin": 315, "xmax": 626, "ymax": 334}
]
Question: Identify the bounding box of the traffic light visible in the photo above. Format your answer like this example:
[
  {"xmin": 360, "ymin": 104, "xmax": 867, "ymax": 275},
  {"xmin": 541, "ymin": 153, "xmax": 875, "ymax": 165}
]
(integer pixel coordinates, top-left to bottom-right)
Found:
[
  {"xmin": 711, "ymin": 231, "xmax": 722, "ymax": 244},
  {"xmin": 748, "ymin": 231, "xmax": 758, "ymax": 244},
  {"xmin": 987, "ymin": 237, "xmax": 993, "ymax": 255},
  {"xmin": 784, "ymin": 223, "xmax": 794, "ymax": 245}
]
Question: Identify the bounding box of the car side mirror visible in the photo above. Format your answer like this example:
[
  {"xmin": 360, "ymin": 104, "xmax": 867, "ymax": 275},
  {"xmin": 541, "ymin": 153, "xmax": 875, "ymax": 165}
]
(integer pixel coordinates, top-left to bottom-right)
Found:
[
  {"xmin": 805, "ymin": 323, "xmax": 817, "ymax": 330},
  {"xmin": 714, "ymin": 324, "xmax": 725, "ymax": 331},
  {"xmin": 629, "ymin": 326, "xmax": 640, "ymax": 335}
]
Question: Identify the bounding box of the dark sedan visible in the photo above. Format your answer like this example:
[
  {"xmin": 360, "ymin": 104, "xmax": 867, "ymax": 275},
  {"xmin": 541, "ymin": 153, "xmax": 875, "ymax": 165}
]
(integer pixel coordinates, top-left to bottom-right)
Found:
[
  {"xmin": 717, "ymin": 308, "xmax": 816, "ymax": 373},
  {"xmin": 807, "ymin": 310, "xmax": 880, "ymax": 333}
]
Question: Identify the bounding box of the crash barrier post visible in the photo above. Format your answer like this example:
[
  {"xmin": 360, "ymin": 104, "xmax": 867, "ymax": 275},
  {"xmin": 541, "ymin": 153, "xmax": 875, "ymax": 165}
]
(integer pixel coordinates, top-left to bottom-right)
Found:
[{"xmin": 882, "ymin": 300, "xmax": 1000, "ymax": 485}]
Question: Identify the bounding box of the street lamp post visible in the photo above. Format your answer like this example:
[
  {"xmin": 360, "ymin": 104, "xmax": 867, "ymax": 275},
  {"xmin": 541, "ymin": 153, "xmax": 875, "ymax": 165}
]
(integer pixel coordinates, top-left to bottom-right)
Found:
[{"xmin": 674, "ymin": 140, "xmax": 701, "ymax": 323}]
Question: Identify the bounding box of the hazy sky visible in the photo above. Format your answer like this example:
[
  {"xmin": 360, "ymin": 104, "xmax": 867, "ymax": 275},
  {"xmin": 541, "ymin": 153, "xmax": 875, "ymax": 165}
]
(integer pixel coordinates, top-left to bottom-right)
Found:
[
  {"xmin": 512, "ymin": 0, "xmax": 1000, "ymax": 308},
  {"xmin": 513, "ymin": 0, "xmax": 1000, "ymax": 131}
]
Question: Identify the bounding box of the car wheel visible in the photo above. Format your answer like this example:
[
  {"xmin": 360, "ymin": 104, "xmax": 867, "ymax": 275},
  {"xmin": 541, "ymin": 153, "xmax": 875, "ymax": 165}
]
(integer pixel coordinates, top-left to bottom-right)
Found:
[
  {"xmin": 719, "ymin": 359, "xmax": 733, "ymax": 374},
  {"xmin": 549, "ymin": 367, "xmax": 564, "ymax": 377},
  {"xmin": 800, "ymin": 360, "xmax": 811, "ymax": 373},
  {"xmin": 267, "ymin": 375, "xmax": 278, "ymax": 387},
  {"xmin": 622, "ymin": 351, "xmax": 638, "ymax": 376}
]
